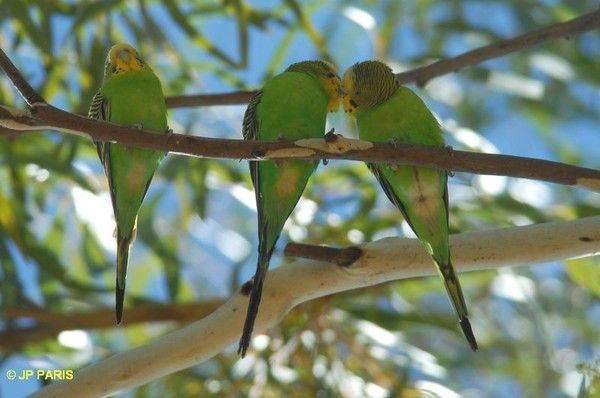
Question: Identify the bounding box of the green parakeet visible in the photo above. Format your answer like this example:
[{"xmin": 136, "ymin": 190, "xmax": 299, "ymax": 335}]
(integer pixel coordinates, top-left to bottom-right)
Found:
[
  {"xmin": 342, "ymin": 60, "xmax": 477, "ymax": 350},
  {"xmin": 239, "ymin": 61, "xmax": 342, "ymax": 356},
  {"xmin": 88, "ymin": 43, "xmax": 168, "ymax": 323}
]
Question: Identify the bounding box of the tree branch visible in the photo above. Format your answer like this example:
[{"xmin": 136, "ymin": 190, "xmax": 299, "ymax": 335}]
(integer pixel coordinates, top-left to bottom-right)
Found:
[
  {"xmin": 32, "ymin": 216, "xmax": 600, "ymax": 397},
  {"xmin": 0, "ymin": 301, "xmax": 224, "ymax": 351},
  {"xmin": 1, "ymin": 10, "xmax": 599, "ymax": 191},
  {"xmin": 0, "ymin": 9, "xmax": 598, "ymax": 112},
  {"xmin": 165, "ymin": 90, "xmax": 258, "ymax": 108},
  {"xmin": 396, "ymin": 8, "xmax": 600, "ymax": 86},
  {"xmin": 158, "ymin": 8, "xmax": 600, "ymax": 107},
  {"xmin": 1, "ymin": 105, "xmax": 598, "ymax": 191},
  {"xmin": 0, "ymin": 47, "xmax": 44, "ymax": 105}
]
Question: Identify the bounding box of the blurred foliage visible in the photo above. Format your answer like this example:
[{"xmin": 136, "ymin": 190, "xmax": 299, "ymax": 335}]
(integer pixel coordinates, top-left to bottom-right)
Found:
[{"xmin": 0, "ymin": 0, "xmax": 599, "ymax": 397}]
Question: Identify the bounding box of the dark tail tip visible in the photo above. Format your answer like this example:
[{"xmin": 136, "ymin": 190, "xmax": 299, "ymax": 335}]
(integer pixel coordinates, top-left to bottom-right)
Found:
[
  {"xmin": 459, "ymin": 317, "xmax": 478, "ymax": 351},
  {"xmin": 237, "ymin": 276, "xmax": 266, "ymax": 358},
  {"xmin": 237, "ymin": 315, "xmax": 253, "ymax": 358},
  {"xmin": 237, "ymin": 338, "xmax": 249, "ymax": 358},
  {"xmin": 115, "ymin": 286, "xmax": 125, "ymax": 324}
]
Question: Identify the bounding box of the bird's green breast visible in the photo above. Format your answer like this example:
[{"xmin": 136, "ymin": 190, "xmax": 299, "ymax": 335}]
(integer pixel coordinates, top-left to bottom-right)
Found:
[
  {"xmin": 101, "ymin": 69, "xmax": 168, "ymax": 132},
  {"xmin": 256, "ymin": 72, "xmax": 329, "ymax": 140},
  {"xmin": 356, "ymin": 87, "xmax": 444, "ymax": 147},
  {"xmin": 253, "ymin": 71, "xmax": 327, "ymax": 249},
  {"xmin": 100, "ymin": 68, "xmax": 167, "ymax": 235}
]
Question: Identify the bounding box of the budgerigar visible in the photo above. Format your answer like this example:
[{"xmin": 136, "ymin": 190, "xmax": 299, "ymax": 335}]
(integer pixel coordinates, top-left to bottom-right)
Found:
[
  {"xmin": 342, "ymin": 60, "xmax": 477, "ymax": 350},
  {"xmin": 239, "ymin": 61, "xmax": 342, "ymax": 356},
  {"xmin": 88, "ymin": 43, "xmax": 168, "ymax": 323}
]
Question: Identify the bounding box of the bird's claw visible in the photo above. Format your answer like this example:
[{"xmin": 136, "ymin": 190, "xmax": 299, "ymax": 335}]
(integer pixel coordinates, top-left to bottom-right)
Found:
[
  {"xmin": 324, "ymin": 128, "xmax": 337, "ymax": 143},
  {"xmin": 445, "ymin": 145, "xmax": 455, "ymax": 177},
  {"xmin": 251, "ymin": 147, "xmax": 265, "ymax": 159}
]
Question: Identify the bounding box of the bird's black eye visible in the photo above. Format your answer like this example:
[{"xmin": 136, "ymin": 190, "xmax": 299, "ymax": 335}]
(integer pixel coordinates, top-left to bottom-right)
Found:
[{"xmin": 349, "ymin": 99, "xmax": 358, "ymax": 107}]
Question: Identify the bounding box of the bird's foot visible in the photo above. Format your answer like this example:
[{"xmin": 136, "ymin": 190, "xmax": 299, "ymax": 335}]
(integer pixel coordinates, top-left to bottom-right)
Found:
[
  {"xmin": 251, "ymin": 147, "xmax": 266, "ymax": 159},
  {"xmin": 388, "ymin": 138, "xmax": 399, "ymax": 147},
  {"xmin": 444, "ymin": 145, "xmax": 455, "ymax": 177},
  {"xmin": 132, "ymin": 123, "xmax": 143, "ymax": 129},
  {"xmin": 275, "ymin": 134, "xmax": 287, "ymax": 166},
  {"xmin": 240, "ymin": 278, "xmax": 254, "ymax": 296},
  {"xmin": 165, "ymin": 128, "xmax": 173, "ymax": 135},
  {"xmin": 324, "ymin": 128, "xmax": 337, "ymax": 143}
]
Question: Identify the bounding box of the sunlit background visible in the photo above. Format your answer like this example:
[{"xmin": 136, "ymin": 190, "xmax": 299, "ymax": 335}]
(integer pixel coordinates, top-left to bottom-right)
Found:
[{"xmin": 0, "ymin": 1, "xmax": 599, "ymax": 397}]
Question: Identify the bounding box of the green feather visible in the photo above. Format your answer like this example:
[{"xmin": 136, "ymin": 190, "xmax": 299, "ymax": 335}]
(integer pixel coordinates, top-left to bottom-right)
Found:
[
  {"xmin": 89, "ymin": 44, "xmax": 168, "ymax": 323},
  {"xmin": 239, "ymin": 61, "xmax": 342, "ymax": 357},
  {"xmin": 343, "ymin": 60, "xmax": 477, "ymax": 351}
]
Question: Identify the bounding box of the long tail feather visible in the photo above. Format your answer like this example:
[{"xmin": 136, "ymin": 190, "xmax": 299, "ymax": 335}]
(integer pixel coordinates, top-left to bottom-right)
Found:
[
  {"xmin": 115, "ymin": 236, "xmax": 131, "ymax": 324},
  {"xmin": 435, "ymin": 258, "xmax": 478, "ymax": 351},
  {"xmin": 238, "ymin": 250, "xmax": 270, "ymax": 357},
  {"xmin": 459, "ymin": 317, "xmax": 478, "ymax": 351}
]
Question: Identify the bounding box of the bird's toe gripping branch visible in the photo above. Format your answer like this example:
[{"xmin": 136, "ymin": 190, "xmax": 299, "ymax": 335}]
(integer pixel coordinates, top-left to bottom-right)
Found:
[
  {"xmin": 324, "ymin": 128, "xmax": 337, "ymax": 142},
  {"xmin": 444, "ymin": 145, "xmax": 455, "ymax": 177}
]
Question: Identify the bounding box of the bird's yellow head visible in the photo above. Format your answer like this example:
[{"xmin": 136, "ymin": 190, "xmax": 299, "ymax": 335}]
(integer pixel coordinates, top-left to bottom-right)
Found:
[
  {"xmin": 342, "ymin": 60, "xmax": 399, "ymax": 117},
  {"xmin": 104, "ymin": 44, "xmax": 147, "ymax": 79},
  {"xmin": 286, "ymin": 60, "xmax": 342, "ymax": 112}
]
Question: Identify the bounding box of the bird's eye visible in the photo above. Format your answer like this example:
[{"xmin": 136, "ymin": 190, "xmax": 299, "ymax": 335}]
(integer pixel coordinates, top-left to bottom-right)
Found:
[{"xmin": 349, "ymin": 99, "xmax": 358, "ymax": 107}]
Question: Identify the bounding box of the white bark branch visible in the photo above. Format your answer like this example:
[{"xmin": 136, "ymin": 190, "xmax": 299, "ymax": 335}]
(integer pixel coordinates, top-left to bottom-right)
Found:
[{"xmin": 33, "ymin": 216, "xmax": 600, "ymax": 398}]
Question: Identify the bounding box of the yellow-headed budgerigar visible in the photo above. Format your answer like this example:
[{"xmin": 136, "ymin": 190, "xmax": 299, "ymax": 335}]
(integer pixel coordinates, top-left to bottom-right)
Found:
[
  {"xmin": 239, "ymin": 61, "xmax": 342, "ymax": 356},
  {"xmin": 342, "ymin": 60, "xmax": 477, "ymax": 350},
  {"xmin": 88, "ymin": 44, "xmax": 168, "ymax": 323}
]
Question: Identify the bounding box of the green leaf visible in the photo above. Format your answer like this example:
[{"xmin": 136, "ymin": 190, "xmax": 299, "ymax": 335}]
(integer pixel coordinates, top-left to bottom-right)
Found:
[{"xmin": 565, "ymin": 256, "xmax": 600, "ymax": 297}]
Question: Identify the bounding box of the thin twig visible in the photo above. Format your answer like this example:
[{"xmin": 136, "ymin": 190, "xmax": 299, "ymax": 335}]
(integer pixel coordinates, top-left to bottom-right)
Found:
[
  {"xmin": 165, "ymin": 90, "xmax": 258, "ymax": 108},
  {"xmin": 0, "ymin": 47, "xmax": 44, "ymax": 105},
  {"xmin": 2, "ymin": 10, "xmax": 594, "ymax": 109},
  {"xmin": 284, "ymin": 243, "xmax": 362, "ymax": 267},
  {"xmin": 157, "ymin": 8, "xmax": 600, "ymax": 107},
  {"xmin": 396, "ymin": 8, "xmax": 600, "ymax": 86},
  {"xmin": 0, "ymin": 301, "xmax": 224, "ymax": 350},
  {"xmin": 1, "ymin": 105, "xmax": 598, "ymax": 190}
]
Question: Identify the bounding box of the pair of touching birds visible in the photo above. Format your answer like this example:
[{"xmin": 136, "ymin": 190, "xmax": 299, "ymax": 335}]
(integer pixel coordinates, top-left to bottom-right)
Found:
[{"xmin": 89, "ymin": 44, "xmax": 478, "ymax": 358}]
